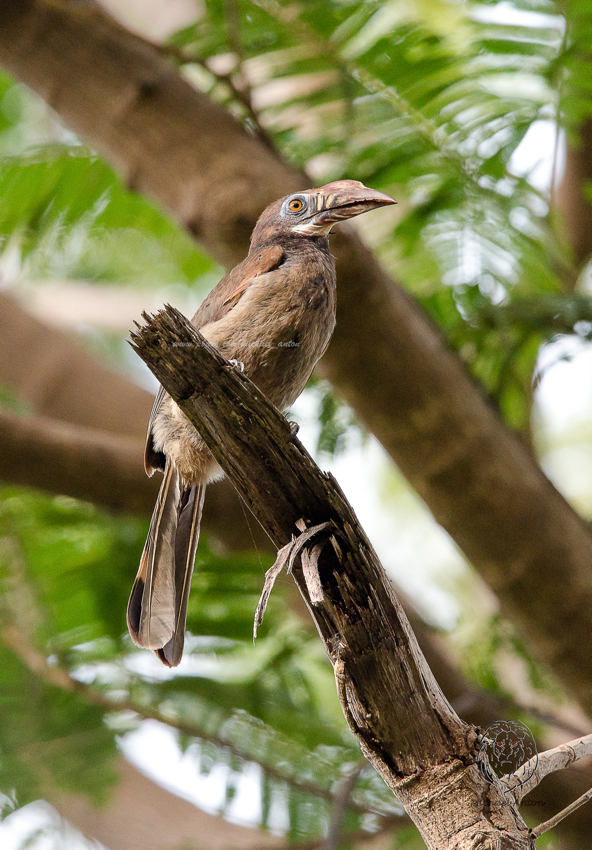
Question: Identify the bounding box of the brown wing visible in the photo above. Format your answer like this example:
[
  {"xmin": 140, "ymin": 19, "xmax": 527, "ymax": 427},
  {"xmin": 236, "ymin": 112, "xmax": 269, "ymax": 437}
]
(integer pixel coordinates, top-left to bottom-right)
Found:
[
  {"xmin": 144, "ymin": 243, "xmax": 284, "ymax": 474},
  {"xmin": 190, "ymin": 243, "xmax": 284, "ymax": 328},
  {"xmin": 144, "ymin": 384, "xmax": 168, "ymax": 475}
]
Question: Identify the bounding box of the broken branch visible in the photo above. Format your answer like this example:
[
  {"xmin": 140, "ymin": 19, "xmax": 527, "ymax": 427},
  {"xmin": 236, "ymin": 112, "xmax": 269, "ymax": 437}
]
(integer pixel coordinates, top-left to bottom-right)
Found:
[{"xmin": 129, "ymin": 306, "xmax": 541, "ymax": 849}]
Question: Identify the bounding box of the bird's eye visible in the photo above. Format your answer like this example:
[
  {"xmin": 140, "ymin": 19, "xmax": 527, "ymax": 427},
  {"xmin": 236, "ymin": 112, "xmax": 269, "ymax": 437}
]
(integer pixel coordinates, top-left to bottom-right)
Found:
[{"xmin": 288, "ymin": 198, "xmax": 304, "ymax": 213}]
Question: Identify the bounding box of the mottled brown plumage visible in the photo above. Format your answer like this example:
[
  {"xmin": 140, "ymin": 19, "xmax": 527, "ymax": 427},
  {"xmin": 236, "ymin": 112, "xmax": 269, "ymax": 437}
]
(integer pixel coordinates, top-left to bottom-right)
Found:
[{"xmin": 127, "ymin": 180, "xmax": 395, "ymax": 666}]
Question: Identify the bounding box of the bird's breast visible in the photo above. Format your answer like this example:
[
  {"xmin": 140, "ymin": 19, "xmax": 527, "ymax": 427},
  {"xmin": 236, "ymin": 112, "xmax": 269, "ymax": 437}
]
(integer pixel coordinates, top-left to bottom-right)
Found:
[{"xmin": 203, "ymin": 252, "xmax": 336, "ymax": 410}]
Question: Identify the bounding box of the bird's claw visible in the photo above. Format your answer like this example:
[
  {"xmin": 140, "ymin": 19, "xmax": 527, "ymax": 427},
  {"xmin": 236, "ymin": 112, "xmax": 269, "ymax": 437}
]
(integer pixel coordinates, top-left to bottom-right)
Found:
[{"xmin": 229, "ymin": 359, "xmax": 245, "ymax": 372}]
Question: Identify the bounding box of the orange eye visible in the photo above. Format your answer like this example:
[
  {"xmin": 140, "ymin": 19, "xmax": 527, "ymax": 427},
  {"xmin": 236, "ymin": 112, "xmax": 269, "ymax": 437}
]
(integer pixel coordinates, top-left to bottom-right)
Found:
[{"xmin": 288, "ymin": 198, "xmax": 304, "ymax": 212}]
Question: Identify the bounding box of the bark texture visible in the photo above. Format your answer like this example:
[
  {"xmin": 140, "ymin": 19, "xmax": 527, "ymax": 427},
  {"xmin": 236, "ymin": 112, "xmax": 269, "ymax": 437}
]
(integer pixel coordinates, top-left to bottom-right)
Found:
[{"xmin": 130, "ymin": 306, "xmax": 539, "ymax": 850}]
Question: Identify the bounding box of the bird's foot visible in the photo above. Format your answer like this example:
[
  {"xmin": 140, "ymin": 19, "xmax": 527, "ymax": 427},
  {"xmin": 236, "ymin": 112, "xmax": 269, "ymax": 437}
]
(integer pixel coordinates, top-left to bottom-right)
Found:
[{"xmin": 229, "ymin": 358, "xmax": 245, "ymax": 372}]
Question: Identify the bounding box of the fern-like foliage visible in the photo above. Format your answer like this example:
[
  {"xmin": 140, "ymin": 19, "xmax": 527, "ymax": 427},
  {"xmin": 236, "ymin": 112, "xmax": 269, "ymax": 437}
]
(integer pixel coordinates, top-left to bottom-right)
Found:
[{"xmin": 170, "ymin": 0, "xmax": 590, "ymax": 431}]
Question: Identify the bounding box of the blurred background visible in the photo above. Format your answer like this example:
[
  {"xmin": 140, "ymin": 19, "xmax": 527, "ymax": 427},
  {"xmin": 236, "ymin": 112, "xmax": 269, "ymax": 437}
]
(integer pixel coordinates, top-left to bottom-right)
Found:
[{"xmin": 0, "ymin": 0, "xmax": 591, "ymax": 847}]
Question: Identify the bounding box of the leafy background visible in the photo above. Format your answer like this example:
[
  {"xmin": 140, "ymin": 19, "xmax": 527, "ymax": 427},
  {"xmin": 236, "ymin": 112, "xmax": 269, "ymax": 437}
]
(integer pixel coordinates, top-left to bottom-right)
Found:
[{"xmin": 1, "ymin": 0, "xmax": 592, "ymax": 847}]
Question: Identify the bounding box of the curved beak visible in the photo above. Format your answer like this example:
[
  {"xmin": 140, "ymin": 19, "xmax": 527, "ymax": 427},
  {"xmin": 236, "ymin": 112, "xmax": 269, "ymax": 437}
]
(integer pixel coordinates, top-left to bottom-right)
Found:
[
  {"xmin": 315, "ymin": 182, "xmax": 396, "ymax": 225},
  {"xmin": 307, "ymin": 180, "xmax": 396, "ymax": 229}
]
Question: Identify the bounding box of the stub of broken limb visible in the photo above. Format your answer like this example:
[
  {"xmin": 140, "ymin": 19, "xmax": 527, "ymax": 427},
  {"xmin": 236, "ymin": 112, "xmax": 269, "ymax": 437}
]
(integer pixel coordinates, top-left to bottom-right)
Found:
[{"xmin": 253, "ymin": 519, "xmax": 333, "ymax": 639}]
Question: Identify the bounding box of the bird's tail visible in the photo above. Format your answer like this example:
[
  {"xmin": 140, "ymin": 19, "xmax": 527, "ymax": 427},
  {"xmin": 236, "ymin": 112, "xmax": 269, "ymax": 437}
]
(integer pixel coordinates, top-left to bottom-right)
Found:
[{"xmin": 127, "ymin": 461, "xmax": 205, "ymax": 667}]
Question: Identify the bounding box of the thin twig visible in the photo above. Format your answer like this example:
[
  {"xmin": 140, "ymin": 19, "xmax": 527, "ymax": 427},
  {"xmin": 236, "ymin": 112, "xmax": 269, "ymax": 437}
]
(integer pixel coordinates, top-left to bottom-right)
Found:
[
  {"xmin": 324, "ymin": 761, "xmax": 365, "ymax": 850},
  {"xmin": 531, "ymin": 785, "xmax": 592, "ymax": 838},
  {"xmin": 224, "ymin": 0, "xmax": 251, "ymax": 105}
]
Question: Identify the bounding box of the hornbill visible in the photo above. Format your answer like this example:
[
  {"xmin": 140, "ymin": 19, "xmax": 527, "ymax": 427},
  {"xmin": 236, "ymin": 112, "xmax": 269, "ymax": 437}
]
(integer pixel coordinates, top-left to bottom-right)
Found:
[{"xmin": 127, "ymin": 180, "xmax": 395, "ymax": 666}]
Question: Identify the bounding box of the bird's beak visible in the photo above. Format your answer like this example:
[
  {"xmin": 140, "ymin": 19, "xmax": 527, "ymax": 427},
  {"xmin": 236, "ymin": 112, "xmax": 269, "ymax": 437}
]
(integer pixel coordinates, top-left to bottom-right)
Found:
[
  {"xmin": 315, "ymin": 184, "xmax": 396, "ymax": 225},
  {"xmin": 308, "ymin": 180, "xmax": 396, "ymax": 229}
]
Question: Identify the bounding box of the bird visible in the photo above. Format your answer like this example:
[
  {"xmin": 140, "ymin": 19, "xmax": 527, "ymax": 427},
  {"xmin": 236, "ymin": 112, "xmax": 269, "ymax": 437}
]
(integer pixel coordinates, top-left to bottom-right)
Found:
[{"xmin": 127, "ymin": 180, "xmax": 395, "ymax": 666}]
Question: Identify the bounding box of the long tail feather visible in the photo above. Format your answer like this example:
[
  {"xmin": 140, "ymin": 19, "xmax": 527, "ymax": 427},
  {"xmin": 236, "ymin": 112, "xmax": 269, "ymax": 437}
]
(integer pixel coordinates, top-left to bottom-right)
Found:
[
  {"xmin": 127, "ymin": 463, "xmax": 205, "ymax": 665},
  {"xmin": 156, "ymin": 483, "xmax": 205, "ymax": 667}
]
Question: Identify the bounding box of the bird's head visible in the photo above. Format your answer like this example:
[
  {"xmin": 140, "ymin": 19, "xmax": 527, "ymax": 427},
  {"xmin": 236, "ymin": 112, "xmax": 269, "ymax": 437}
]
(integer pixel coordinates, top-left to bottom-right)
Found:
[{"xmin": 250, "ymin": 180, "xmax": 396, "ymax": 246}]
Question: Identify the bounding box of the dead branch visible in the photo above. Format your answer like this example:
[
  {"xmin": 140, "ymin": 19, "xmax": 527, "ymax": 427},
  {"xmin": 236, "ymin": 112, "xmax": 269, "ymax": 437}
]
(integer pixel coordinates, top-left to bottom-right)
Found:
[
  {"xmin": 129, "ymin": 306, "xmax": 541, "ymax": 850},
  {"xmin": 129, "ymin": 307, "xmax": 471, "ymax": 770}
]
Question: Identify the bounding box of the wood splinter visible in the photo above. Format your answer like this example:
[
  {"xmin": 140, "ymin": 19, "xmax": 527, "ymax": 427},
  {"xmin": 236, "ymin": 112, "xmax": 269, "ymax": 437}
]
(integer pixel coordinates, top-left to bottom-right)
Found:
[{"xmin": 253, "ymin": 520, "xmax": 332, "ymax": 639}]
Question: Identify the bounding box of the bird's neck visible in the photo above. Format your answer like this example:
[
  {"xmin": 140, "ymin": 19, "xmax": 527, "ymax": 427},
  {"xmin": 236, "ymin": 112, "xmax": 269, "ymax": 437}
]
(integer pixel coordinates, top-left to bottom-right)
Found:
[{"xmin": 251, "ymin": 234, "xmax": 331, "ymax": 257}]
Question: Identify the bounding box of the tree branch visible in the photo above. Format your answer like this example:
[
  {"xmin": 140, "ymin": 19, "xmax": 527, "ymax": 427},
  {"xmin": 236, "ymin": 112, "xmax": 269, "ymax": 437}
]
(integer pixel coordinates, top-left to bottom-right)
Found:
[
  {"xmin": 0, "ymin": 403, "xmax": 271, "ymax": 550},
  {"xmin": 512, "ymin": 734, "xmax": 592, "ymax": 804},
  {"xmin": 129, "ymin": 306, "xmax": 540, "ymax": 850},
  {"xmin": 1, "ymin": 0, "xmax": 592, "ymax": 721},
  {"xmin": 0, "ymin": 406, "xmax": 157, "ymax": 513},
  {"xmin": 555, "ymin": 120, "xmax": 592, "ymax": 273},
  {"xmin": 531, "ymin": 786, "xmax": 592, "ymax": 839},
  {"xmin": 54, "ymin": 756, "xmax": 286, "ymax": 850},
  {"xmin": 130, "ymin": 306, "xmax": 471, "ymax": 771},
  {"xmin": 324, "ymin": 762, "xmax": 366, "ymax": 850},
  {"xmin": 0, "ymin": 292, "xmax": 152, "ymax": 437}
]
